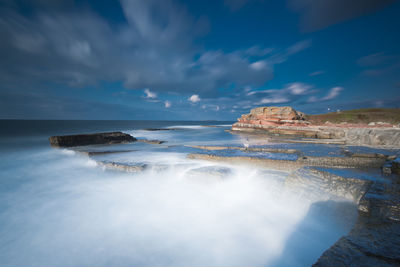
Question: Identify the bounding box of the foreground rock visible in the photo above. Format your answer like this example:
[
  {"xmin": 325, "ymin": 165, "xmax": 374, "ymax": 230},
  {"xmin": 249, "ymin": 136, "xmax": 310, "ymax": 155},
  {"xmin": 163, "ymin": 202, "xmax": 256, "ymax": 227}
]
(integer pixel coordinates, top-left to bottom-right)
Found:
[
  {"xmin": 232, "ymin": 106, "xmax": 400, "ymax": 148},
  {"xmin": 313, "ymin": 169, "xmax": 400, "ymax": 266},
  {"xmin": 49, "ymin": 132, "xmax": 136, "ymax": 147}
]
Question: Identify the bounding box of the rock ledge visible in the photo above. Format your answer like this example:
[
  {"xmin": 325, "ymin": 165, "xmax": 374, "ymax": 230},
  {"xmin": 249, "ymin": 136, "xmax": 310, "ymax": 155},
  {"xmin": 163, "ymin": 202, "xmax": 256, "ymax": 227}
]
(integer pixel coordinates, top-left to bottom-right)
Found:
[{"xmin": 49, "ymin": 132, "xmax": 136, "ymax": 147}]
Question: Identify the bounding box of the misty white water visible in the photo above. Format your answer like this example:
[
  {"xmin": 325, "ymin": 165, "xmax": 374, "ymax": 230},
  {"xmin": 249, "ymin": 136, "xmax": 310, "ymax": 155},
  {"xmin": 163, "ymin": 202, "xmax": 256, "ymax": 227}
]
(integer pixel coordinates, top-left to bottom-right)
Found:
[{"xmin": 0, "ymin": 121, "xmax": 357, "ymax": 267}]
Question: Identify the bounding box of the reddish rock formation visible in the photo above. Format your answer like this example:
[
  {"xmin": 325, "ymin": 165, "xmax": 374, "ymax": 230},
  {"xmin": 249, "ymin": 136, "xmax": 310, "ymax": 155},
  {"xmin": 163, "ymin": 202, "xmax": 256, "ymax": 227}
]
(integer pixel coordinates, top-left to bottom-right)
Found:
[{"xmin": 237, "ymin": 106, "xmax": 308, "ymax": 127}]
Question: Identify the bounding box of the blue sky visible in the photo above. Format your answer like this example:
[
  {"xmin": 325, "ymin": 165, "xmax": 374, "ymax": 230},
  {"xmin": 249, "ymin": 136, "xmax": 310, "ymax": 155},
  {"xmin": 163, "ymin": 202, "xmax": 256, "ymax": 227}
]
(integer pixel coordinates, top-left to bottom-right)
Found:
[{"xmin": 0, "ymin": 0, "xmax": 399, "ymax": 120}]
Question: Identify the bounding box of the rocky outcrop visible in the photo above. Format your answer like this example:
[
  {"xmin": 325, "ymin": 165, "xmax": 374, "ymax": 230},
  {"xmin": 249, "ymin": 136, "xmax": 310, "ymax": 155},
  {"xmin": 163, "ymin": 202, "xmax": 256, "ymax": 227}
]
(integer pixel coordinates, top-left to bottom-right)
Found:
[
  {"xmin": 49, "ymin": 132, "xmax": 136, "ymax": 147},
  {"xmin": 232, "ymin": 106, "xmax": 400, "ymax": 148},
  {"xmin": 236, "ymin": 106, "xmax": 308, "ymax": 127}
]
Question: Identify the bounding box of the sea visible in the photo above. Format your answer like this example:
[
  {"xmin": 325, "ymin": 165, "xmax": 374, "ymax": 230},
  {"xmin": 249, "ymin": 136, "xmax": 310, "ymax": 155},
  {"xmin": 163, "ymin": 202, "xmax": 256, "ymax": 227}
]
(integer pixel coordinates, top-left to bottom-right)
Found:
[{"xmin": 0, "ymin": 120, "xmax": 358, "ymax": 267}]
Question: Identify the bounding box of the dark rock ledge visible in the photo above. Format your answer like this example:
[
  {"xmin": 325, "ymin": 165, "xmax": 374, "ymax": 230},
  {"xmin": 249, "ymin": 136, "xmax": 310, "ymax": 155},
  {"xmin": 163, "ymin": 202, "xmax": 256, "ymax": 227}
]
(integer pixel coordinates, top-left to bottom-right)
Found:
[{"xmin": 49, "ymin": 132, "xmax": 136, "ymax": 147}]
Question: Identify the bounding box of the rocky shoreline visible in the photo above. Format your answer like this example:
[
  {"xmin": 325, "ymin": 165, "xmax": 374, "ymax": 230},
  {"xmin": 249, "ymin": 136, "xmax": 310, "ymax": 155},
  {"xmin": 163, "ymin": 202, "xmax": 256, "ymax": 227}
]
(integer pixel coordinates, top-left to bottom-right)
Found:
[
  {"xmin": 48, "ymin": 126, "xmax": 400, "ymax": 266},
  {"xmin": 232, "ymin": 106, "xmax": 400, "ymax": 148}
]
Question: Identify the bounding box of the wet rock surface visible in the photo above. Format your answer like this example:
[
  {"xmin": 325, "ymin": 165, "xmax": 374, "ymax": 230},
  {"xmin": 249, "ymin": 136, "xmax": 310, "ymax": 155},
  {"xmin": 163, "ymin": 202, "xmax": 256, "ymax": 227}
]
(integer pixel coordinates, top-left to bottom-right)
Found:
[{"xmin": 49, "ymin": 132, "xmax": 136, "ymax": 147}]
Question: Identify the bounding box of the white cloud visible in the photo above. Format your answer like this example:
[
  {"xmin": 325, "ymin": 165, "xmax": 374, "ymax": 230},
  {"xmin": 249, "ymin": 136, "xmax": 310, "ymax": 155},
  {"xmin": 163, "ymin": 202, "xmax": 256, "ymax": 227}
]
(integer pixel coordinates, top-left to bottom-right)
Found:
[
  {"xmin": 249, "ymin": 60, "xmax": 267, "ymax": 71},
  {"xmin": 164, "ymin": 100, "xmax": 171, "ymax": 108},
  {"xmin": 144, "ymin": 88, "xmax": 157, "ymax": 99},
  {"xmin": 188, "ymin": 94, "xmax": 201, "ymax": 103},
  {"xmin": 287, "ymin": 82, "xmax": 311, "ymax": 95},
  {"xmin": 321, "ymin": 87, "xmax": 343, "ymax": 100}
]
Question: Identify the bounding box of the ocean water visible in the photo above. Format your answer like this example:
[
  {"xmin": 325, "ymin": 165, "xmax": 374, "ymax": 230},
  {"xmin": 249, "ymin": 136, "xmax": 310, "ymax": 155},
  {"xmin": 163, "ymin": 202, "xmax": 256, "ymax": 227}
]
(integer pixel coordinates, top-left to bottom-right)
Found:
[{"xmin": 0, "ymin": 120, "xmax": 358, "ymax": 267}]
